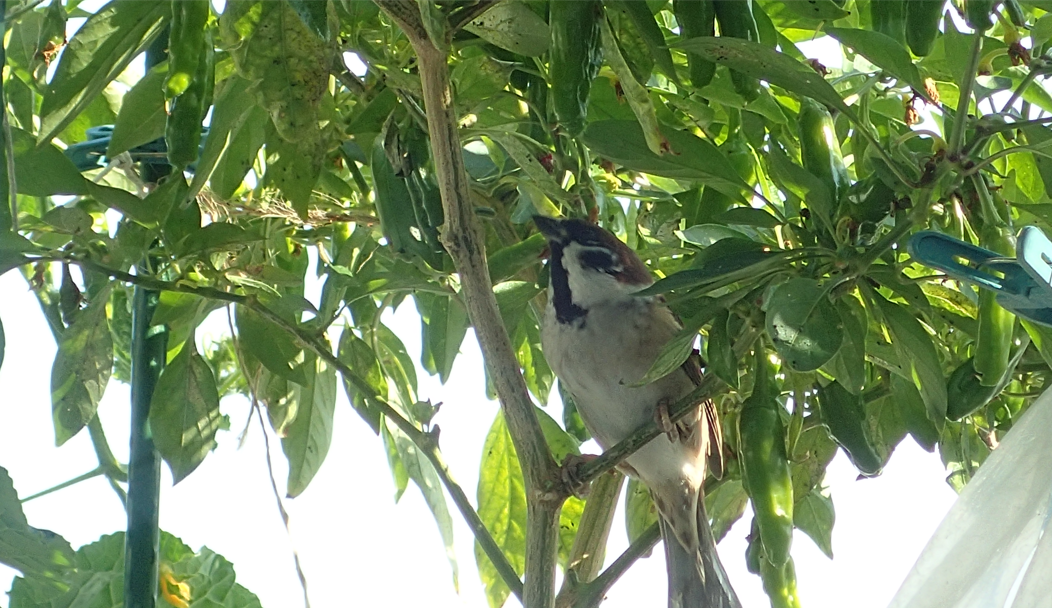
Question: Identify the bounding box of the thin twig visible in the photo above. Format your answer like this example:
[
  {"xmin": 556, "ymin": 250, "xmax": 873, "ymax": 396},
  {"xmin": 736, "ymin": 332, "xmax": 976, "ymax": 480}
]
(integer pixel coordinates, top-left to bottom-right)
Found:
[
  {"xmin": 0, "ymin": 0, "xmax": 18, "ymax": 231},
  {"xmin": 949, "ymin": 34, "xmax": 984, "ymax": 156},
  {"xmin": 575, "ymin": 523, "xmax": 662, "ymax": 608},
  {"xmin": 21, "ymin": 467, "xmax": 105, "ymax": 503},
  {"xmin": 226, "ymin": 306, "xmax": 312, "ymax": 608}
]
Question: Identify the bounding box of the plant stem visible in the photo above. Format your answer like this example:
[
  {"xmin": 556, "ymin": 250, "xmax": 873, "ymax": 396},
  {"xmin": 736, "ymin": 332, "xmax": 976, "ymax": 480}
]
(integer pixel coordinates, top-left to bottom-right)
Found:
[
  {"xmin": 20, "ymin": 467, "xmax": 104, "ymax": 503},
  {"xmin": 949, "ymin": 34, "xmax": 984, "ymax": 156},
  {"xmin": 376, "ymin": 3, "xmax": 564, "ymax": 606},
  {"xmin": 574, "ymin": 523, "xmax": 662, "ymax": 608},
  {"xmin": 555, "ymin": 472, "xmax": 624, "ymax": 608}
]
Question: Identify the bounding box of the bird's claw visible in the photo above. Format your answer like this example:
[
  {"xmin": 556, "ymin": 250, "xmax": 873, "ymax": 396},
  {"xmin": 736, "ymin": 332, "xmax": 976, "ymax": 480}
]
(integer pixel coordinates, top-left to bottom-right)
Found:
[
  {"xmin": 560, "ymin": 453, "xmax": 598, "ymax": 498},
  {"xmin": 656, "ymin": 398, "xmax": 684, "ymax": 442}
]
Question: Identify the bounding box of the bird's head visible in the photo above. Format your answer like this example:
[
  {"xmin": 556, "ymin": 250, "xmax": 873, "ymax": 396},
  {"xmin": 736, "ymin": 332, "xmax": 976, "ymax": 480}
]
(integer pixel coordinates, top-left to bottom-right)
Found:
[{"xmin": 534, "ymin": 216, "xmax": 653, "ymax": 323}]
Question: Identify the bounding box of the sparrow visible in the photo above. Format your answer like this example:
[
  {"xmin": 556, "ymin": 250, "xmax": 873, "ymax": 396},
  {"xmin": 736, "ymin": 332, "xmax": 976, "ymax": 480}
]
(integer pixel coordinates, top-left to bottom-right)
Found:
[{"xmin": 535, "ymin": 216, "xmax": 740, "ymax": 608}]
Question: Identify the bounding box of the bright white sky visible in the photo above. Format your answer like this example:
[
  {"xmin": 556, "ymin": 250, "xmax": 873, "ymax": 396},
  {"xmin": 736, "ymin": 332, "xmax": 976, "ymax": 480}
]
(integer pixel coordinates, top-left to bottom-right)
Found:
[{"xmin": 0, "ymin": 7, "xmax": 965, "ymax": 608}]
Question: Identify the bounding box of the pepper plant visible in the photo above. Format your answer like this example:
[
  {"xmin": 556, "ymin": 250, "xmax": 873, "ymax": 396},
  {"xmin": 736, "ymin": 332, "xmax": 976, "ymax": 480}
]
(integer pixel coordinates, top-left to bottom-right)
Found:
[{"xmin": 2, "ymin": 0, "xmax": 1052, "ymax": 607}]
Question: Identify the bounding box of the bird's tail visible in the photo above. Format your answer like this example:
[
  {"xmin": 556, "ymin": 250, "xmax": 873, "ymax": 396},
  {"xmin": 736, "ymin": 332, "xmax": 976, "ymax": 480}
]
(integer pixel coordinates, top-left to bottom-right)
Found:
[{"xmin": 661, "ymin": 502, "xmax": 741, "ymax": 608}]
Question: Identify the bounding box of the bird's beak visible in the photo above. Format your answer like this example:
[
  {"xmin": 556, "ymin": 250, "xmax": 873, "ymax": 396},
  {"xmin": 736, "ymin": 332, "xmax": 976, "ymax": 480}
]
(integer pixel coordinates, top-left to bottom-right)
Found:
[{"xmin": 533, "ymin": 215, "xmax": 565, "ymax": 242}]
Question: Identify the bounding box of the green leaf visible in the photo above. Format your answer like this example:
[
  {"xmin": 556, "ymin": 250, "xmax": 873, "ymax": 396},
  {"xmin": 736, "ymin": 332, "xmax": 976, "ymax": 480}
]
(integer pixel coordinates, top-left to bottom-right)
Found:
[
  {"xmin": 386, "ymin": 422, "xmax": 459, "ymax": 590},
  {"xmin": 794, "ymin": 490, "xmax": 835, "ymax": 559},
  {"xmin": 463, "ymin": 1, "xmax": 549, "ymax": 56},
  {"xmin": 166, "ymin": 544, "xmax": 264, "ymax": 608},
  {"xmin": 337, "ymin": 329, "xmax": 384, "ymax": 434},
  {"xmin": 713, "ymin": 207, "xmax": 782, "ymax": 228},
  {"xmin": 187, "ymin": 75, "xmax": 259, "ymax": 199},
  {"xmin": 707, "ymin": 309, "xmax": 739, "ymax": 389},
  {"xmin": 0, "ymin": 466, "xmax": 75, "ymax": 580},
  {"xmin": 475, "ymin": 412, "xmax": 526, "ymax": 608},
  {"xmin": 583, "ymin": 120, "xmax": 750, "ymax": 201},
  {"xmin": 282, "ymin": 353, "xmax": 337, "ymax": 497},
  {"xmin": 624, "ymin": 478, "xmax": 658, "ymax": 544},
  {"xmin": 149, "ymin": 341, "xmax": 224, "ymax": 483},
  {"xmin": 108, "ymin": 56, "xmax": 167, "ymax": 154},
  {"xmin": 874, "ymin": 296, "xmax": 948, "ymax": 422},
  {"xmin": 631, "ymin": 326, "xmax": 697, "ymax": 387},
  {"xmin": 485, "ymin": 132, "xmax": 568, "ymax": 204},
  {"xmin": 825, "ymin": 296, "xmax": 867, "ymax": 394},
  {"xmin": 10, "ymin": 531, "xmax": 124, "ymax": 607},
  {"xmin": 39, "ymin": 0, "xmax": 169, "ymax": 143},
  {"xmin": 677, "ymin": 36, "xmax": 852, "ymax": 116},
  {"xmin": 766, "ymin": 143, "xmax": 833, "ymax": 228},
  {"xmin": 418, "ymin": 293, "xmax": 469, "ymax": 384},
  {"xmin": 265, "ymin": 129, "xmax": 323, "ymax": 219},
  {"xmin": 209, "ymin": 103, "xmax": 268, "ymax": 200},
  {"xmin": 288, "ymin": 0, "xmax": 331, "ymax": 40},
  {"xmin": 784, "ymin": 0, "xmax": 850, "ymax": 20},
  {"xmin": 890, "ymin": 375, "xmax": 939, "ymax": 451},
  {"xmin": 0, "ymin": 315, "xmax": 4, "ymax": 373},
  {"xmin": 825, "ymin": 28, "xmax": 928, "ymax": 97},
  {"xmin": 487, "ymin": 234, "xmax": 547, "ymax": 283},
  {"xmin": 704, "ymin": 479, "xmax": 749, "ymax": 543},
  {"xmin": 765, "ymin": 278, "xmax": 843, "ymax": 372},
  {"xmin": 234, "ymin": 305, "xmax": 307, "ymax": 386},
  {"xmin": 638, "ymin": 241, "xmax": 776, "ymax": 296},
  {"xmin": 50, "ymin": 293, "xmax": 113, "ymax": 445},
  {"xmin": 12, "ymin": 127, "xmax": 87, "ymax": 196},
  {"xmin": 222, "ymin": 0, "xmax": 334, "ymax": 144}
]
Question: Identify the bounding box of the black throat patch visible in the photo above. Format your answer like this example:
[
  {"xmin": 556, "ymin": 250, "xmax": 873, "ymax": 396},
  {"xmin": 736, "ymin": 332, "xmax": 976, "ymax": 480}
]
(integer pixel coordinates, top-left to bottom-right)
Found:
[{"xmin": 549, "ymin": 245, "xmax": 587, "ymax": 325}]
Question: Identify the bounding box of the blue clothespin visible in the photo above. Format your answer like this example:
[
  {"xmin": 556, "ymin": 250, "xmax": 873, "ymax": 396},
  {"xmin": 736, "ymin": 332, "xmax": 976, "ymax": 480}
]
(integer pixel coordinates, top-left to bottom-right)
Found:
[
  {"xmin": 64, "ymin": 125, "xmax": 210, "ymax": 172},
  {"xmin": 907, "ymin": 227, "xmax": 1052, "ymax": 327}
]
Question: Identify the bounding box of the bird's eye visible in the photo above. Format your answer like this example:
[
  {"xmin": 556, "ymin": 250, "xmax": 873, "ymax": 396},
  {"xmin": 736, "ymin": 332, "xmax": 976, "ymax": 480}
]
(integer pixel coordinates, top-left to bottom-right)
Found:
[{"xmin": 579, "ymin": 249, "xmax": 619, "ymax": 274}]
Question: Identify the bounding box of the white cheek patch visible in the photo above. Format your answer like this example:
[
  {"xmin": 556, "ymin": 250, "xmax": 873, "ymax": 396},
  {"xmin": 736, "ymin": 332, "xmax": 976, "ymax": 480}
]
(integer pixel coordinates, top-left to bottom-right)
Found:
[{"xmin": 561, "ymin": 242, "xmax": 642, "ymax": 309}]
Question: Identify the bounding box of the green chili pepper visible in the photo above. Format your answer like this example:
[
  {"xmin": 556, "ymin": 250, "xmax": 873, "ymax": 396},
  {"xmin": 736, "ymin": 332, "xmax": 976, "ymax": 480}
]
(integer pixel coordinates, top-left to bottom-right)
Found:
[
  {"xmin": 165, "ymin": 32, "xmax": 213, "ymax": 169},
  {"xmin": 760, "ymin": 555, "xmax": 803, "ymax": 608},
  {"xmin": 739, "ymin": 349, "xmax": 793, "ymax": 567},
  {"xmin": 550, "ymin": 0, "xmax": 603, "ymax": 137},
  {"xmin": 905, "ymin": 0, "xmax": 944, "ymax": 57},
  {"xmin": 1004, "ymin": 0, "xmax": 1026, "ymax": 27},
  {"xmin": 165, "ymin": 0, "xmax": 209, "ymax": 99},
  {"xmin": 713, "ymin": 0, "xmax": 761, "ymax": 101},
  {"xmin": 799, "ymin": 98, "xmax": 849, "ymax": 208},
  {"xmin": 745, "ymin": 516, "xmax": 762, "ymax": 574},
  {"xmin": 946, "ymin": 357, "xmax": 1001, "ymax": 420},
  {"xmin": 872, "ymin": 0, "xmax": 907, "ymax": 45},
  {"xmin": 673, "ymin": 0, "xmax": 716, "ymax": 89},
  {"xmin": 974, "ymin": 225, "xmax": 1017, "ymax": 387},
  {"xmin": 816, "ymin": 380, "xmax": 883, "ymax": 476},
  {"xmin": 964, "ymin": 0, "xmax": 994, "ymax": 31}
]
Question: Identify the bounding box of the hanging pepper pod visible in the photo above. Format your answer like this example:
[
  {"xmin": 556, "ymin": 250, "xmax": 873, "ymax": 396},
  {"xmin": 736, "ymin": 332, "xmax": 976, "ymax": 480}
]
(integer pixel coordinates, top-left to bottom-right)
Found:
[
  {"xmin": 872, "ymin": 0, "xmax": 907, "ymax": 45},
  {"xmin": 165, "ymin": 0, "xmax": 209, "ymax": 99},
  {"xmin": 905, "ymin": 0, "xmax": 945, "ymax": 57},
  {"xmin": 739, "ymin": 348, "xmax": 794, "ymax": 568},
  {"xmin": 713, "ymin": 0, "xmax": 762, "ymax": 101},
  {"xmin": 165, "ymin": 30, "xmax": 213, "ymax": 169},
  {"xmin": 673, "ymin": 0, "xmax": 717, "ymax": 89},
  {"xmin": 550, "ymin": 0, "xmax": 603, "ymax": 137},
  {"xmin": 798, "ymin": 98, "xmax": 850, "ymax": 206}
]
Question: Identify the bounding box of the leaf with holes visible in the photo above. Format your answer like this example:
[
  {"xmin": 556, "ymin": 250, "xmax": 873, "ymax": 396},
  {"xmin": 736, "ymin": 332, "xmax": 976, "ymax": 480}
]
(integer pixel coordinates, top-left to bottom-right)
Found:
[
  {"xmin": 766, "ymin": 278, "xmax": 843, "ymax": 372},
  {"xmin": 149, "ymin": 341, "xmax": 224, "ymax": 483},
  {"xmin": 50, "ymin": 293, "xmax": 113, "ymax": 445}
]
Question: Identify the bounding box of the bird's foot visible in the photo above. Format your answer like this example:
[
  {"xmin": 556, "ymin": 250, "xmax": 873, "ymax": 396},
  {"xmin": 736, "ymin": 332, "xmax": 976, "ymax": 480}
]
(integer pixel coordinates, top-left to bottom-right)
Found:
[
  {"xmin": 560, "ymin": 453, "xmax": 598, "ymax": 498},
  {"xmin": 656, "ymin": 397, "xmax": 690, "ymax": 443}
]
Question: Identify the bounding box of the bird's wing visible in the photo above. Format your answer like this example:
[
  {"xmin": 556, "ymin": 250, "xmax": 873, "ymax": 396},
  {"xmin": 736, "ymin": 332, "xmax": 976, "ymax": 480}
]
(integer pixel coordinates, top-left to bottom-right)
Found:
[{"xmin": 682, "ymin": 349, "xmax": 724, "ymax": 480}]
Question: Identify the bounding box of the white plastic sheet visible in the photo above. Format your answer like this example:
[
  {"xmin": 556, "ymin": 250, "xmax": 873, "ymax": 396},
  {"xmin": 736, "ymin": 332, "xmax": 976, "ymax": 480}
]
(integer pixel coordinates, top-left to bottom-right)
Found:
[{"xmin": 887, "ymin": 387, "xmax": 1052, "ymax": 608}]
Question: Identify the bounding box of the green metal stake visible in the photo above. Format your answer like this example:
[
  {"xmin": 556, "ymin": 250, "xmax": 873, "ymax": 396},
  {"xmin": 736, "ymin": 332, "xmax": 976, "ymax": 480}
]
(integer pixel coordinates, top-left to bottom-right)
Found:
[{"xmin": 125, "ymin": 31, "xmax": 170, "ymax": 608}]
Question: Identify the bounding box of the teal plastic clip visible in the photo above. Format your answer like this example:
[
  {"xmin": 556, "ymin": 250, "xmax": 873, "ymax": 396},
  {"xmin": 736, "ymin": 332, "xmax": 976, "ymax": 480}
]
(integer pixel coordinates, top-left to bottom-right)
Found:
[{"xmin": 907, "ymin": 227, "xmax": 1052, "ymax": 327}]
